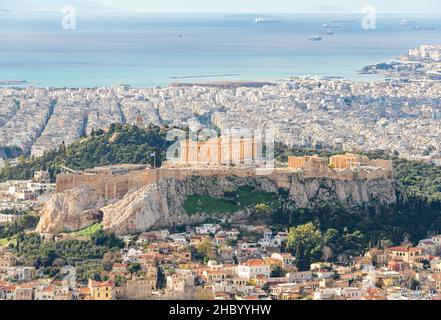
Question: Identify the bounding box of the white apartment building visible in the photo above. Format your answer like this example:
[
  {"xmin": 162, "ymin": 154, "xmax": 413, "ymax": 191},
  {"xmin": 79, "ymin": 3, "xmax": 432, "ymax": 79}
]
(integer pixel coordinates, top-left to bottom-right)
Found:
[{"xmin": 237, "ymin": 260, "xmax": 271, "ymax": 280}]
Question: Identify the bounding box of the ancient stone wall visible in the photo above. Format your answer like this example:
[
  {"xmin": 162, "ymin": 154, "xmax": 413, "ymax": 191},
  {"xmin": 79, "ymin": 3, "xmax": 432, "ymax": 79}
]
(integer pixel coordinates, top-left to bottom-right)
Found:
[
  {"xmin": 56, "ymin": 166, "xmax": 394, "ymax": 199},
  {"xmin": 56, "ymin": 170, "xmax": 155, "ymax": 198}
]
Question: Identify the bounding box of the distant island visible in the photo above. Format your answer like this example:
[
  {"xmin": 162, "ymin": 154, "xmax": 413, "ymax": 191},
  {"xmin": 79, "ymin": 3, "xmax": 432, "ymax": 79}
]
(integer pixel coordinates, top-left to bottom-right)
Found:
[{"xmin": 0, "ymin": 80, "xmax": 27, "ymax": 85}]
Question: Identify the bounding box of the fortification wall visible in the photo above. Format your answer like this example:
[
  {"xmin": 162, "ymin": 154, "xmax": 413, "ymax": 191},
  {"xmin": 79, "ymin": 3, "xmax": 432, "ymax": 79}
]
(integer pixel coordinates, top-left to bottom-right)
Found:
[
  {"xmin": 56, "ymin": 166, "xmax": 394, "ymax": 199},
  {"xmin": 56, "ymin": 170, "xmax": 155, "ymax": 198}
]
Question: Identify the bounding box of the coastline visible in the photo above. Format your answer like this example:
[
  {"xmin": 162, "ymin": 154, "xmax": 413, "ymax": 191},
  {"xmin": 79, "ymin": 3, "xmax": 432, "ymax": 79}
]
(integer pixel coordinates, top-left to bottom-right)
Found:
[{"xmin": 0, "ymin": 80, "xmax": 27, "ymax": 85}]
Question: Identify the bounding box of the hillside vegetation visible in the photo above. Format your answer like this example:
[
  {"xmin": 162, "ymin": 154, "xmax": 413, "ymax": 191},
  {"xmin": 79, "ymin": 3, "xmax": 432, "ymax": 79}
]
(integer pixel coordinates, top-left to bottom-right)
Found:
[
  {"xmin": 0, "ymin": 124, "xmax": 172, "ymax": 182},
  {"xmin": 184, "ymin": 186, "xmax": 280, "ymax": 216},
  {"xmin": 1, "ymin": 126, "xmax": 441, "ymax": 269}
]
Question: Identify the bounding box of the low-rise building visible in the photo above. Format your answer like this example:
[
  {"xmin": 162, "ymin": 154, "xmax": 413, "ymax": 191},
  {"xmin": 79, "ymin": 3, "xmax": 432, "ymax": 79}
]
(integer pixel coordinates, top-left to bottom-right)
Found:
[
  {"xmin": 88, "ymin": 279, "xmax": 114, "ymax": 300},
  {"xmin": 238, "ymin": 260, "xmax": 271, "ymax": 280}
]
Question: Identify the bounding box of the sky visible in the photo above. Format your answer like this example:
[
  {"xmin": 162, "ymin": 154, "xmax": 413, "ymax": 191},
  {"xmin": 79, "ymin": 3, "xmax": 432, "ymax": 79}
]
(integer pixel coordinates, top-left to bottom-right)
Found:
[{"xmin": 94, "ymin": 0, "xmax": 441, "ymax": 13}]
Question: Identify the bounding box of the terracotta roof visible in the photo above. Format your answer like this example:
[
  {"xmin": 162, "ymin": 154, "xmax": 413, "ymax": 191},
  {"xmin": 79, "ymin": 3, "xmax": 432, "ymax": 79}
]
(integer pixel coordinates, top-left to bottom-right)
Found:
[
  {"xmin": 51, "ymin": 280, "xmax": 62, "ymax": 286},
  {"xmin": 2, "ymin": 285, "xmax": 16, "ymax": 291},
  {"xmin": 79, "ymin": 287, "xmax": 91, "ymax": 294},
  {"xmin": 16, "ymin": 283, "xmax": 35, "ymax": 289},
  {"xmin": 89, "ymin": 280, "xmax": 114, "ymax": 287},
  {"xmin": 42, "ymin": 286, "xmax": 55, "ymax": 293},
  {"xmin": 388, "ymin": 246, "xmax": 410, "ymax": 252},
  {"xmin": 431, "ymin": 274, "xmax": 441, "ymax": 281},
  {"xmin": 241, "ymin": 259, "xmax": 269, "ymax": 267}
]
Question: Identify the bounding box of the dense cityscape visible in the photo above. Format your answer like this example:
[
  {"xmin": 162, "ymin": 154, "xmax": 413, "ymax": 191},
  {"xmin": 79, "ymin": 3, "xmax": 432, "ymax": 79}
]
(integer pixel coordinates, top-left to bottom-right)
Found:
[
  {"xmin": 2, "ymin": 0, "xmax": 441, "ymax": 305},
  {"xmin": 3, "ymin": 66, "xmax": 441, "ymax": 163},
  {"xmin": 0, "ymin": 47, "xmax": 441, "ymax": 300}
]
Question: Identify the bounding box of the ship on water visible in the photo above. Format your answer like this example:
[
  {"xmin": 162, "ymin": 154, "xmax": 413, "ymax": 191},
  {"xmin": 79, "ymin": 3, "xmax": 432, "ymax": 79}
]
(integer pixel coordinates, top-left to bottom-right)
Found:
[
  {"xmin": 308, "ymin": 35, "xmax": 323, "ymax": 41},
  {"xmin": 322, "ymin": 24, "xmax": 341, "ymax": 29},
  {"xmin": 400, "ymin": 20, "xmax": 416, "ymax": 27},
  {"xmin": 412, "ymin": 26, "xmax": 435, "ymax": 31},
  {"xmin": 254, "ymin": 18, "xmax": 283, "ymax": 24},
  {"xmin": 332, "ymin": 19, "xmax": 357, "ymax": 23}
]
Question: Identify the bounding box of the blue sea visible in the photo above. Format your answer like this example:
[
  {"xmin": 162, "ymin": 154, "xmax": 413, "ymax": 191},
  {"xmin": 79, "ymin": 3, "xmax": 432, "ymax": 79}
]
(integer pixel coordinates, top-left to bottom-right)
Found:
[{"xmin": 1, "ymin": 12, "xmax": 441, "ymax": 88}]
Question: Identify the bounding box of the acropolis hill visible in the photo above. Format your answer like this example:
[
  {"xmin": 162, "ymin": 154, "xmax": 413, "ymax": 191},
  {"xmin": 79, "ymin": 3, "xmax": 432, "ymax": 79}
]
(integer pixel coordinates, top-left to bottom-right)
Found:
[
  {"xmin": 37, "ymin": 150, "xmax": 400, "ymax": 235},
  {"xmin": 55, "ymin": 159, "xmax": 394, "ymax": 200},
  {"xmin": 56, "ymin": 136, "xmax": 394, "ymax": 199}
]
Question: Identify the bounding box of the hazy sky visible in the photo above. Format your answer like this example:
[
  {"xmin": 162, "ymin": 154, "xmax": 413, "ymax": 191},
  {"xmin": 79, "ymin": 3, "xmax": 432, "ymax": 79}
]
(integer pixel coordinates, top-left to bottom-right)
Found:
[{"xmin": 95, "ymin": 0, "xmax": 441, "ymax": 13}]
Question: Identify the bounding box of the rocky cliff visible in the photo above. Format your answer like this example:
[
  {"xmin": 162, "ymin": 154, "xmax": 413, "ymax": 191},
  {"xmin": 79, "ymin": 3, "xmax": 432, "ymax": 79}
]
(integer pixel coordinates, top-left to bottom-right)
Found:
[
  {"xmin": 36, "ymin": 186, "xmax": 107, "ymax": 234},
  {"xmin": 36, "ymin": 172, "xmax": 402, "ymax": 235}
]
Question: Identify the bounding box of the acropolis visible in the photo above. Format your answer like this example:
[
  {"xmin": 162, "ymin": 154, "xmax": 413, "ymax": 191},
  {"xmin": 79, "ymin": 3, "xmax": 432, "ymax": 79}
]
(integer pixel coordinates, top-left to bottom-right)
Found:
[{"xmin": 55, "ymin": 138, "xmax": 394, "ymax": 199}]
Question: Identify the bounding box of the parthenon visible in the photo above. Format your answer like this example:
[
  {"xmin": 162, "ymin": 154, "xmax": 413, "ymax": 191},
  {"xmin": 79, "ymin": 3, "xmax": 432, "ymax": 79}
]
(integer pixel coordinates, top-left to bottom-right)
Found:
[{"xmin": 179, "ymin": 136, "xmax": 261, "ymax": 166}]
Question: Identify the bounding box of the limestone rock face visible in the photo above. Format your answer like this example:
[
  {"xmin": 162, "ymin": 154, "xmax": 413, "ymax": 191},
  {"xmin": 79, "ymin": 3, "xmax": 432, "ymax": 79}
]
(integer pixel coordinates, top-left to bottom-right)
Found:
[
  {"xmin": 102, "ymin": 183, "xmax": 178, "ymax": 236},
  {"xmin": 36, "ymin": 186, "xmax": 106, "ymax": 234},
  {"xmin": 286, "ymin": 176, "xmax": 399, "ymax": 208},
  {"xmin": 37, "ymin": 172, "xmax": 402, "ymax": 236},
  {"xmin": 101, "ymin": 174, "xmax": 401, "ymax": 235},
  {"xmin": 101, "ymin": 178, "xmax": 241, "ymax": 235}
]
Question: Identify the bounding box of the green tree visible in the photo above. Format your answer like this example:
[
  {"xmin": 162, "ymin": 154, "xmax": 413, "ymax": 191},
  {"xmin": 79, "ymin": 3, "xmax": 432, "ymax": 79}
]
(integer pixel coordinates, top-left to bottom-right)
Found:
[
  {"xmin": 271, "ymin": 265, "xmax": 286, "ymax": 277},
  {"xmin": 255, "ymin": 203, "xmax": 272, "ymax": 217},
  {"xmin": 127, "ymin": 263, "xmax": 142, "ymax": 274},
  {"xmin": 287, "ymin": 223, "xmax": 324, "ymax": 271},
  {"xmin": 193, "ymin": 238, "xmax": 215, "ymax": 262}
]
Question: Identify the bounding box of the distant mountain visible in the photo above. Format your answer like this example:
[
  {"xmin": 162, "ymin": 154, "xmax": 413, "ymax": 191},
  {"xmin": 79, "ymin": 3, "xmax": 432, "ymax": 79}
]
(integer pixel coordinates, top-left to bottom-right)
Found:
[
  {"xmin": 306, "ymin": 5, "xmax": 347, "ymax": 13},
  {"xmin": 0, "ymin": 0, "xmax": 116, "ymax": 12}
]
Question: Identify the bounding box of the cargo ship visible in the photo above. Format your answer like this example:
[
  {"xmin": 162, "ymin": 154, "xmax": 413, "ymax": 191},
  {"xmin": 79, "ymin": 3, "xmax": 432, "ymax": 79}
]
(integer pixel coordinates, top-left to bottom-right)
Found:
[
  {"xmin": 322, "ymin": 24, "xmax": 341, "ymax": 28},
  {"xmin": 400, "ymin": 20, "xmax": 416, "ymax": 27},
  {"xmin": 255, "ymin": 18, "xmax": 283, "ymax": 24},
  {"xmin": 332, "ymin": 19, "xmax": 357, "ymax": 23},
  {"xmin": 308, "ymin": 35, "xmax": 323, "ymax": 41}
]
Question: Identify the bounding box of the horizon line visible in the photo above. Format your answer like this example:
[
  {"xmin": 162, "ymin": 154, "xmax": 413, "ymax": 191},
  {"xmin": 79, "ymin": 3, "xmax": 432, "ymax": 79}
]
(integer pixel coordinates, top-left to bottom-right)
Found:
[{"xmin": 4, "ymin": 9, "xmax": 441, "ymax": 14}]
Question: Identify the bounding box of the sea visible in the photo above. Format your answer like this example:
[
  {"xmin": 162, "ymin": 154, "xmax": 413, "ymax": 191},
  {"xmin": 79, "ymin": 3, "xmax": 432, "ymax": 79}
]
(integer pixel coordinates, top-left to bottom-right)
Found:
[{"xmin": 1, "ymin": 12, "xmax": 441, "ymax": 88}]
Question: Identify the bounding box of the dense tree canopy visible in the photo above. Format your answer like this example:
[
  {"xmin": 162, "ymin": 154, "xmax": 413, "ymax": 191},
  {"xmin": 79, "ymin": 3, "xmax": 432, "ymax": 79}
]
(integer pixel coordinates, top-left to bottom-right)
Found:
[{"xmin": 0, "ymin": 124, "xmax": 172, "ymax": 182}]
